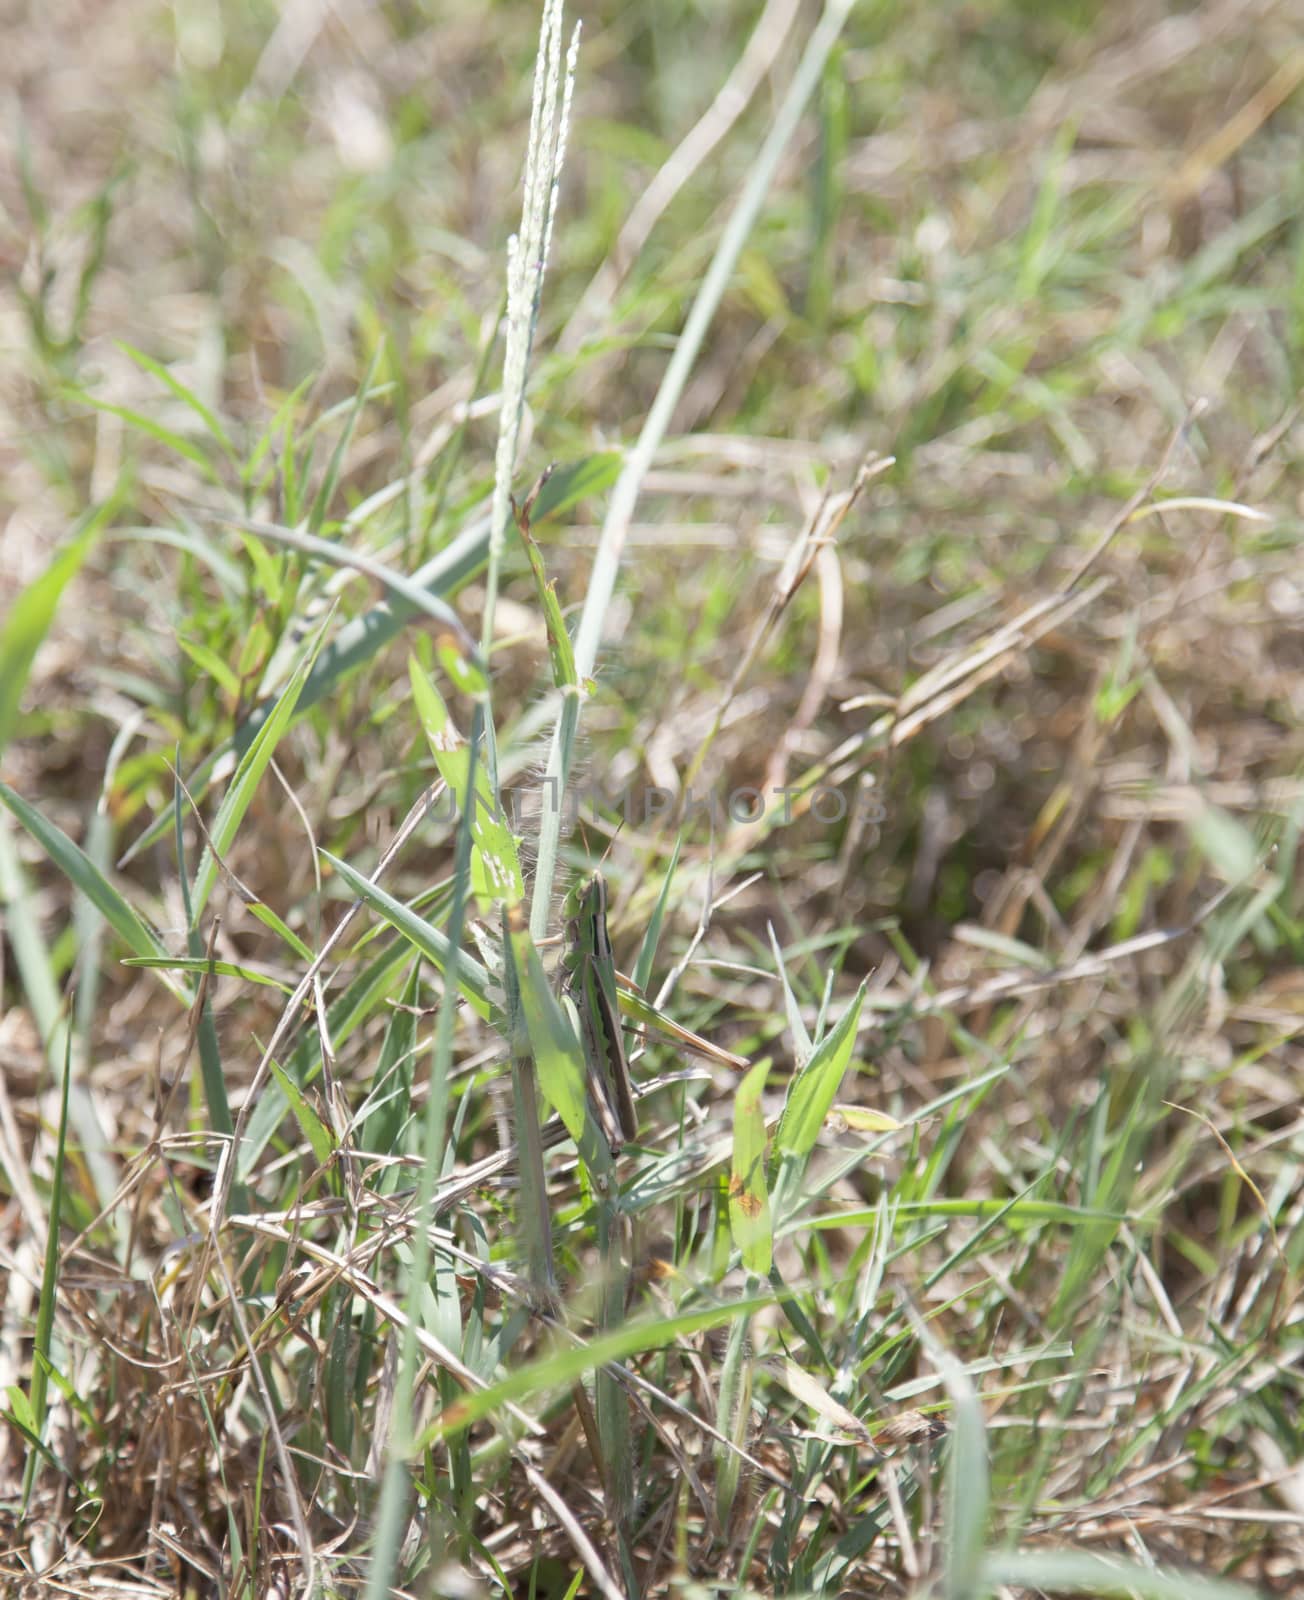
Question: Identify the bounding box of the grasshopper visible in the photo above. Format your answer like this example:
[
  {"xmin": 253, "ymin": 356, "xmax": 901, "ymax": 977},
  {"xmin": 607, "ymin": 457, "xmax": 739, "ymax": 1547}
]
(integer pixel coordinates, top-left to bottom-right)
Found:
[{"xmin": 561, "ymin": 873, "xmax": 640, "ymax": 1155}]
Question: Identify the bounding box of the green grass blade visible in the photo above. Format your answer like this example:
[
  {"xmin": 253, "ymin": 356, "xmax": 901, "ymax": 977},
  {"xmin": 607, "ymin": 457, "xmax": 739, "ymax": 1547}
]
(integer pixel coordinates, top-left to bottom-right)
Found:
[
  {"xmin": 631, "ymin": 836, "xmax": 681, "ymax": 995},
  {"xmin": 176, "ymin": 633, "xmax": 242, "ymax": 701},
  {"xmin": 1052, "ymin": 1087, "xmax": 1144, "ymax": 1322},
  {"xmin": 980, "ymin": 1551, "xmax": 1265, "ymax": 1600},
  {"xmin": 801, "ymin": 1197, "xmax": 1128, "ymax": 1231},
  {"xmin": 109, "ymin": 523, "xmax": 246, "ymax": 596},
  {"xmin": 218, "ymin": 514, "xmax": 481, "ymax": 664},
  {"xmin": 21, "ymin": 1017, "xmax": 74, "ymax": 1511},
  {"xmin": 767, "ymin": 921, "xmax": 814, "ymax": 1066},
  {"xmin": 190, "ymin": 621, "xmax": 325, "ymax": 924},
  {"xmin": 506, "ymin": 905, "xmax": 593, "ymax": 1154},
  {"xmin": 0, "ymin": 509, "xmax": 107, "ymax": 760},
  {"xmin": 309, "ymin": 343, "xmax": 383, "ymax": 532},
  {"xmin": 531, "ymin": 451, "xmax": 623, "ymax": 525},
  {"xmin": 244, "ymin": 899, "xmax": 315, "ymax": 961},
  {"xmin": 0, "ymin": 782, "xmax": 183, "ymax": 999},
  {"xmin": 268, "ymin": 1057, "xmax": 336, "ymax": 1170},
  {"xmin": 246, "ymin": 514, "xmax": 492, "ymax": 744},
  {"xmin": 321, "ymin": 850, "xmax": 493, "ymax": 1018},
  {"xmin": 170, "ymin": 767, "xmax": 234, "ymax": 1146},
  {"xmin": 729, "ymin": 1059, "xmax": 773, "ymax": 1276},
  {"xmin": 115, "ymin": 341, "xmax": 238, "ymax": 463},
  {"xmin": 69, "ymin": 390, "xmax": 222, "ymax": 481},
  {"xmin": 423, "ymin": 1293, "xmax": 773, "ymax": 1446},
  {"xmin": 713, "ymin": 1299, "xmax": 755, "ymax": 1529},
  {"xmin": 0, "ymin": 820, "xmax": 116, "ymax": 1211},
  {"xmin": 904, "ymin": 1300, "xmax": 989, "ymax": 1600},
  {"xmin": 122, "ymin": 956, "xmax": 295, "ymax": 993},
  {"xmin": 115, "ymin": 514, "xmax": 494, "ymax": 871},
  {"xmin": 409, "ymin": 655, "xmax": 524, "ymax": 908},
  {"xmin": 772, "ymin": 979, "xmax": 865, "ymax": 1163},
  {"xmin": 514, "ymin": 498, "xmax": 579, "ymax": 694},
  {"xmin": 366, "ymin": 705, "xmax": 484, "ymax": 1600},
  {"xmin": 360, "ymin": 962, "xmax": 420, "ymax": 1171}
]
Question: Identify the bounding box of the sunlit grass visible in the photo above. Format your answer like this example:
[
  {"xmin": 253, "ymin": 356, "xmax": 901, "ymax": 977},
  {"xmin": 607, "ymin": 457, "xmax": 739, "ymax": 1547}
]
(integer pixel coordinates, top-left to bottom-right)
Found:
[{"xmin": 1, "ymin": 2, "xmax": 1301, "ymax": 1597}]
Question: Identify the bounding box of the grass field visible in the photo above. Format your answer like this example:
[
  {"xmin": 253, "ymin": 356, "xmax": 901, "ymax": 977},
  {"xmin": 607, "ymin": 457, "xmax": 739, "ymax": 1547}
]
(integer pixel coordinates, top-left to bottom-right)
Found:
[{"xmin": 2, "ymin": 1, "xmax": 1303, "ymax": 1595}]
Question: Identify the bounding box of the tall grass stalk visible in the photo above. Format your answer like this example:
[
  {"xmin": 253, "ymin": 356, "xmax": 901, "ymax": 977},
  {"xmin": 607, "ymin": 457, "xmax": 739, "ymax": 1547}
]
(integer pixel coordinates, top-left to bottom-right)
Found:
[
  {"xmin": 528, "ymin": 0, "xmax": 857, "ymax": 937},
  {"xmin": 365, "ymin": 713, "xmax": 481, "ymax": 1600}
]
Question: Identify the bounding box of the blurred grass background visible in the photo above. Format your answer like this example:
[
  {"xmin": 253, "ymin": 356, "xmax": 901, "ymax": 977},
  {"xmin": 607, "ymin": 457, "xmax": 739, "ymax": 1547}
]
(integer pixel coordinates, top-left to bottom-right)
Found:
[{"xmin": 2, "ymin": 0, "xmax": 1303, "ymax": 1595}]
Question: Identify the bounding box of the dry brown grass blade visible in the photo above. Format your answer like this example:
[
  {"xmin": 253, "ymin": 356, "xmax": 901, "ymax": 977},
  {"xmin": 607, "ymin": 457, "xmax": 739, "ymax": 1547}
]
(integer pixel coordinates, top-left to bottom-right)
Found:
[
  {"xmin": 1064, "ymin": 401, "xmax": 1208, "ymax": 590},
  {"xmin": 226, "ymin": 1210, "xmax": 545, "ymax": 1434},
  {"xmin": 1166, "ymin": 50, "xmax": 1304, "ymax": 204},
  {"xmin": 682, "ymin": 455, "xmax": 888, "ymax": 800},
  {"xmin": 521, "ymin": 1456, "xmax": 628, "ymax": 1600},
  {"xmin": 1162, "ymin": 1099, "xmax": 1296, "ymax": 1337},
  {"xmin": 211, "ymin": 1244, "xmax": 317, "ymax": 1597},
  {"xmin": 202, "ymin": 782, "xmax": 446, "ymax": 1248}
]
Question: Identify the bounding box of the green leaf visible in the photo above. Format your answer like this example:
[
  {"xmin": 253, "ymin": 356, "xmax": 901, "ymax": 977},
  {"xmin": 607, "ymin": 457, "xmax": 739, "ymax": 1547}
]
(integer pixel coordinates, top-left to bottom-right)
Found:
[
  {"xmin": 121, "ymin": 955, "xmax": 296, "ymax": 993},
  {"xmin": 434, "ymin": 631, "xmax": 490, "ymax": 699},
  {"xmin": 800, "ymin": 1197, "xmax": 1127, "ymax": 1232},
  {"xmin": 218, "ymin": 514, "xmax": 480, "ymax": 670},
  {"xmin": 614, "ymin": 984, "xmax": 748, "ymax": 1069},
  {"xmin": 245, "ymin": 899, "xmax": 314, "ymax": 961},
  {"xmin": 632, "ymin": 837, "xmax": 681, "ymax": 995},
  {"xmin": 530, "ymin": 452, "xmax": 623, "ymax": 524},
  {"xmin": 5, "ymin": 1387, "xmax": 36, "ymax": 1435},
  {"xmin": 22, "ymin": 1022, "xmax": 73, "ymax": 1510},
  {"xmin": 242, "ymin": 373, "xmax": 315, "ymax": 488},
  {"xmin": 112, "ymin": 523, "xmax": 245, "ymax": 596},
  {"xmin": 904, "ymin": 1303, "xmax": 988, "ymax": 1600},
  {"xmin": 773, "ymin": 980, "xmax": 865, "ymax": 1162},
  {"xmin": 361, "ymin": 961, "xmax": 420, "ymax": 1167},
  {"xmin": 191, "ymin": 623, "xmax": 324, "ymax": 923},
  {"xmin": 981, "ymin": 1550, "xmax": 1264, "ymax": 1600},
  {"xmin": 513, "ymin": 495, "xmax": 578, "ymax": 694},
  {"xmin": 0, "ymin": 822, "xmax": 113, "ymax": 1202},
  {"xmin": 120, "ymin": 509, "xmax": 493, "ymax": 867},
  {"xmin": 70, "ymin": 390, "xmax": 222, "ymax": 482},
  {"xmin": 767, "ymin": 922, "xmax": 813, "ymax": 1065},
  {"xmin": 729, "ymin": 1059, "xmax": 773, "ymax": 1275},
  {"xmin": 322, "ymin": 850, "xmax": 493, "ymax": 1020},
  {"xmin": 409, "ymin": 657, "xmax": 523, "ymax": 909},
  {"xmin": 504, "ymin": 904, "xmax": 591, "ymax": 1150},
  {"xmin": 1052, "ymin": 1090, "xmax": 1142, "ymax": 1321},
  {"xmin": 738, "ymin": 245, "xmax": 790, "ymax": 323},
  {"xmin": 422, "ymin": 1292, "xmax": 772, "ymax": 1447},
  {"xmin": 238, "ymin": 528, "xmax": 286, "ymax": 607},
  {"xmin": 309, "ymin": 343, "xmax": 382, "ymax": 532},
  {"xmin": 176, "ymin": 633, "xmax": 242, "ymax": 700},
  {"xmin": 834, "ymin": 1105, "xmax": 902, "ymax": 1133},
  {"xmin": 1189, "ymin": 801, "xmax": 1259, "ymax": 883},
  {"xmin": 116, "ymin": 341, "xmax": 237, "ymax": 462},
  {"xmin": 268, "ymin": 1057, "xmax": 336, "ymax": 1169},
  {"xmin": 0, "ymin": 511, "xmax": 105, "ymax": 760},
  {"xmin": 0, "ymin": 782, "xmax": 182, "ymax": 998}
]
